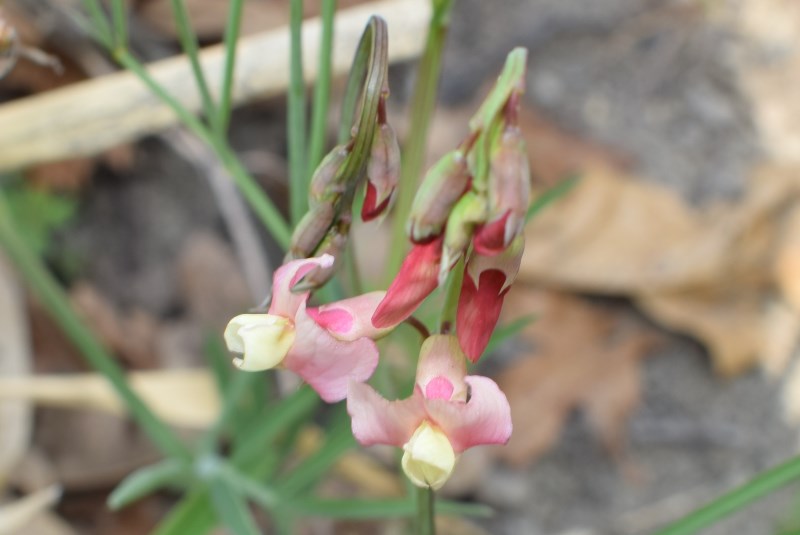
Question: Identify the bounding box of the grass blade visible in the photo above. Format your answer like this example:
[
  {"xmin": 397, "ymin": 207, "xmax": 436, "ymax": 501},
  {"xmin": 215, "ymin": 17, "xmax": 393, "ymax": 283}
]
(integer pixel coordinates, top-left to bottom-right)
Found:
[
  {"xmin": 307, "ymin": 0, "xmax": 336, "ymax": 174},
  {"xmin": 218, "ymin": 0, "xmax": 245, "ymax": 131},
  {"xmin": 108, "ymin": 459, "xmax": 188, "ymax": 510},
  {"xmin": 525, "ymin": 174, "xmax": 579, "ymax": 223},
  {"xmin": 654, "ymin": 455, "xmax": 800, "ymax": 535},
  {"xmin": 288, "ymin": 0, "xmax": 308, "ymax": 224}
]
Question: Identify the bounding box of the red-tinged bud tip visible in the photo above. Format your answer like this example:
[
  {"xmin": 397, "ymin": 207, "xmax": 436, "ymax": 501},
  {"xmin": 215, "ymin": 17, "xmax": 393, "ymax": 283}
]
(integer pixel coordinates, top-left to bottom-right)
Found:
[
  {"xmin": 361, "ymin": 181, "xmax": 394, "ymax": 221},
  {"xmin": 472, "ymin": 211, "xmax": 511, "ymax": 256},
  {"xmin": 372, "ymin": 238, "xmax": 443, "ymax": 328},
  {"xmin": 456, "ymin": 269, "xmax": 508, "ymax": 362}
]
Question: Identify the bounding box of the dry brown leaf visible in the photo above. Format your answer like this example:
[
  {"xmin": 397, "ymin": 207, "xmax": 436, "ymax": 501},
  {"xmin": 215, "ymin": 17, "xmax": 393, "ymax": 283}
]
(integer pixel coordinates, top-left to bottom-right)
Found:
[
  {"xmin": 496, "ymin": 287, "xmax": 659, "ymax": 466},
  {"xmin": 729, "ymin": 0, "xmax": 800, "ymax": 164},
  {"xmin": 521, "ymin": 164, "xmax": 799, "ymax": 375}
]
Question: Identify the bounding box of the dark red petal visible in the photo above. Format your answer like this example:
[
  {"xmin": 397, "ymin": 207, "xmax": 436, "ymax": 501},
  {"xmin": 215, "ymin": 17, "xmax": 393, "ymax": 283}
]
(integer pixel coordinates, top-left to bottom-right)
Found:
[
  {"xmin": 361, "ymin": 182, "xmax": 393, "ymax": 222},
  {"xmin": 472, "ymin": 211, "xmax": 511, "ymax": 256},
  {"xmin": 456, "ymin": 269, "xmax": 507, "ymax": 362},
  {"xmin": 371, "ymin": 238, "xmax": 443, "ymax": 328}
]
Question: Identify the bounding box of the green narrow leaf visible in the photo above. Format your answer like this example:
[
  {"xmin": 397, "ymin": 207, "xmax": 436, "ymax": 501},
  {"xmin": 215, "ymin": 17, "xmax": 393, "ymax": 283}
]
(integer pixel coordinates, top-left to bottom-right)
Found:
[
  {"xmin": 525, "ymin": 174, "xmax": 580, "ymax": 223},
  {"xmin": 288, "ymin": 0, "xmax": 308, "ymax": 224},
  {"xmin": 307, "ymin": 0, "xmax": 337, "ymax": 173},
  {"xmin": 231, "ymin": 386, "xmax": 318, "ymax": 467},
  {"xmin": 151, "ymin": 489, "xmax": 215, "ymax": 535},
  {"xmin": 216, "ymin": 461, "xmax": 280, "ymax": 510},
  {"xmin": 0, "ymin": 192, "xmax": 190, "ymax": 461},
  {"xmin": 654, "ymin": 454, "xmax": 800, "ymax": 535},
  {"xmin": 209, "ymin": 479, "xmax": 261, "ymax": 535},
  {"xmin": 203, "ymin": 333, "xmax": 232, "ymax": 396},
  {"xmin": 218, "ymin": 0, "xmax": 245, "ymax": 131},
  {"xmin": 482, "ymin": 314, "xmax": 536, "ymax": 358},
  {"xmin": 169, "ymin": 0, "xmax": 218, "ymax": 130},
  {"xmin": 5, "ymin": 186, "xmax": 76, "ymax": 256},
  {"xmin": 108, "ymin": 459, "xmax": 189, "ymax": 510},
  {"xmin": 276, "ymin": 412, "xmax": 355, "ymax": 497}
]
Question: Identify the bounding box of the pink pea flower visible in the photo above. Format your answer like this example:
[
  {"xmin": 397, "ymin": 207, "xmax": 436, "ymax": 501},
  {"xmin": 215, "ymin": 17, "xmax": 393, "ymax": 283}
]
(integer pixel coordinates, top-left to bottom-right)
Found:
[
  {"xmin": 224, "ymin": 255, "xmax": 380, "ymax": 403},
  {"xmin": 457, "ymin": 235, "xmax": 524, "ymax": 362},
  {"xmin": 347, "ymin": 335, "xmax": 512, "ymax": 489},
  {"xmin": 371, "ymin": 236, "xmax": 443, "ymax": 329}
]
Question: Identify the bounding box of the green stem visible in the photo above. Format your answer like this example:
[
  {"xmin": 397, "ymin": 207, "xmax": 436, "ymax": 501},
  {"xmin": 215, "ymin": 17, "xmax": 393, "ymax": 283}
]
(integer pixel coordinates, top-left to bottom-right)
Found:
[
  {"xmin": 385, "ymin": 0, "xmax": 455, "ymax": 283},
  {"xmin": 654, "ymin": 454, "xmax": 800, "ymax": 535},
  {"xmin": 114, "ymin": 50, "xmax": 291, "ymax": 248},
  {"xmin": 307, "ymin": 0, "xmax": 337, "ymax": 174},
  {"xmin": 416, "ymin": 485, "xmax": 436, "ymax": 535},
  {"xmin": 169, "ymin": 0, "xmax": 219, "ymax": 131},
  {"xmin": 0, "ymin": 195, "xmax": 190, "ymax": 461},
  {"xmin": 439, "ymin": 258, "xmax": 464, "ymax": 333},
  {"xmin": 218, "ymin": 0, "xmax": 245, "ymax": 132},
  {"xmin": 288, "ymin": 0, "xmax": 308, "ymax": 224},
  {"xmin": 110, "ymin": 0, "xmax": 127, "ymax": 49},
  {"xmin": 80, "ymin": 0, "xmax": 113, "ymax": 47}
]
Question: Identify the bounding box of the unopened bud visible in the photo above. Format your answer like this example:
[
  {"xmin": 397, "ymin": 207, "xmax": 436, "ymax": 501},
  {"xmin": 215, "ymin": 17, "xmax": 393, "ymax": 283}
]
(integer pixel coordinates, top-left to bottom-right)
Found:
[
  {"xmin": 407, "ymin": 151, "xmax": 471, "ymax": 243},
  {"xmin": 309, "ymin": 145, "xmax": 350, "ymax": 206},
  {"xmin": 439, "ymin": 192, "xmax": 487, "ymax": 284},
  {"xmin": 291, "ymin": 220, "xmax": 349, "ymax": 291},
  {"xmin": 362, "ymin": 123, "xmax": 400, "ymax": 221},
  {"xmin": 287, "ymin": 203, "xmax": 336, "ymax": 260},
  {"xmin": 484, "ymin": 126, "xmax": 530, "ymax": 249}
]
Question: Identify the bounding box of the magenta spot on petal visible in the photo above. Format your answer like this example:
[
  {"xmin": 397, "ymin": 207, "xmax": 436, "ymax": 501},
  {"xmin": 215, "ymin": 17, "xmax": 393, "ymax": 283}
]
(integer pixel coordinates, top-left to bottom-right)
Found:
[
  {"xmin": 425, "ymin": 376, "xmax": 454, "ymax": 400},
  {"xmin": 307, "ymin": 307, "xmax": 354, "ymax": 335}
]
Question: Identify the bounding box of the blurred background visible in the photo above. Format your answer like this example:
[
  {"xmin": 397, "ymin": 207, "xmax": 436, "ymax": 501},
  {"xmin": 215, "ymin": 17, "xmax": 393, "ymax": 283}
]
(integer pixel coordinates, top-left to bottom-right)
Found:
[{"xmin": 2, "ymin": 0, "xmax": 800, "ymax": 534}]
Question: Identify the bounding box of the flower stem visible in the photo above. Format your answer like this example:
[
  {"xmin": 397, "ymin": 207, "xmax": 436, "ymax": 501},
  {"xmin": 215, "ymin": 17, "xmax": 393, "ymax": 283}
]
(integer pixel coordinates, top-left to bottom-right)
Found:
[
  {"xmin": 439, "ymin": 258, "xmax": 464, "ymax": 333},
  {"xmin": 385, "ymin": 0, "xmax": 455, "ymax": 284},
  {"xmin": 416, "ymin": 485, "xmax": 436, "ymax": 535}
]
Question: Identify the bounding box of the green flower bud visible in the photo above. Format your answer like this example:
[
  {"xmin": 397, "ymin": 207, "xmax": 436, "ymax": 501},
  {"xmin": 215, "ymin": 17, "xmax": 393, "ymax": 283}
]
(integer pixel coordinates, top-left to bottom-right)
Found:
[
  {"xmin": 287, "ymin": 203, "xmax": 336, "ymax": 261},
  {"xmin": 440, "ymin": 191, "xmax": 487, "ymax": 284},
  {"xmin": 309, "ymin": 145, "xmax": 350, "ymax": 206},
  {"xmin": 407, "ymin": 150, "xmax": 471, "ymax": 243}
]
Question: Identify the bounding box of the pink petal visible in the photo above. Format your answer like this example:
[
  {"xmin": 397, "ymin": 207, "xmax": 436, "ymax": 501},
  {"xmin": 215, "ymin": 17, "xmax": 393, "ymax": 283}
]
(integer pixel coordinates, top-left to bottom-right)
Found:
[
  {"xmin": 424, "ymin": 376, "xmax": 512, "ymax": 453},
  {"xmin": 269, "ymin": 255, "xmax": 335, "ymax": 318},
  {"xmin": 307, "ymin": 291, "xmax": 392, "ymax": 341},
  {"xmin": 283, "ymin": 302, "xmax": 379, "ymax": 402},
  {"xmin": 372, "ymin": 238, "xmax": 443, "ymax": 328},
  {"xmin": 415, "ymin": 335, "xmax": 468, "ymax": 402},
  {"xmin": 456, "ymin": 269, "xmax": 507, "ymax": 362},
  {"xmin": 347, "ymin": 382, "xmax": 426, "ymax": 447}
]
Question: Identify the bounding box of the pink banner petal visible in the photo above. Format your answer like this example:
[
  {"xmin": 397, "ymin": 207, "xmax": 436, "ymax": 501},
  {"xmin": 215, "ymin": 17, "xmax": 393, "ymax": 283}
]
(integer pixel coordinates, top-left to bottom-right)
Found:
[
  {"xmin": 308, "ymin": 291, "xmax": 391, "ymax": 341},
  {"xmin": 415, "ymin": 335, "xmax": 468, "ymax": 401},
  {"xmin": 424, "ymin": 376, "xmax": 512, "ymax": 453}
]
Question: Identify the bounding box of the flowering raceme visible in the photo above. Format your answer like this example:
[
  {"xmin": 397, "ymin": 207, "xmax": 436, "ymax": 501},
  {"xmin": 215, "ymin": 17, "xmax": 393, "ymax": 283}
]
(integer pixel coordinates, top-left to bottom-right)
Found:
[
  {"xmin": 372, "ymin": 49, "xmax": 531, "ymax": 362},
  {"xmin": 347, "ymin": 335, "xmax": 512, "ymax": 490},
  {"xmin": 224, "ymin": 255, "xmax": 384, "ymax": 402}
]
